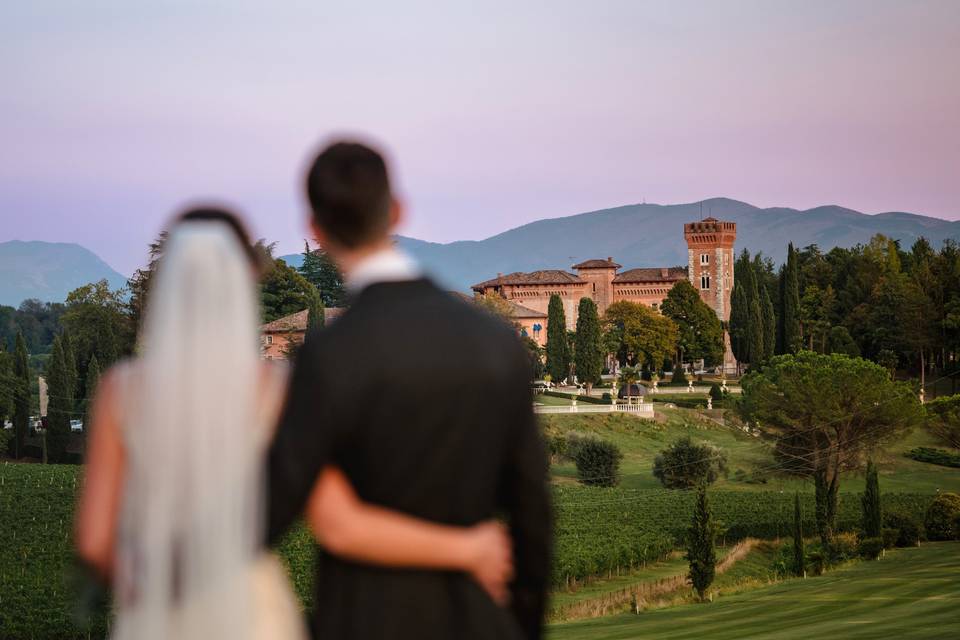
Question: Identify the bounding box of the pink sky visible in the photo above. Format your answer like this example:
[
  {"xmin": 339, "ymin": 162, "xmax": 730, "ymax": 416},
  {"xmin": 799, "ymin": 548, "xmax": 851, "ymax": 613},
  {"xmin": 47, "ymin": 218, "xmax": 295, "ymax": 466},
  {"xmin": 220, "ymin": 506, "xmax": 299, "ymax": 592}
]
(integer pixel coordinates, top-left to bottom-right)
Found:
[{"xmin": 1, "ymin": 0, "xmax": 958, "ymax": 273}]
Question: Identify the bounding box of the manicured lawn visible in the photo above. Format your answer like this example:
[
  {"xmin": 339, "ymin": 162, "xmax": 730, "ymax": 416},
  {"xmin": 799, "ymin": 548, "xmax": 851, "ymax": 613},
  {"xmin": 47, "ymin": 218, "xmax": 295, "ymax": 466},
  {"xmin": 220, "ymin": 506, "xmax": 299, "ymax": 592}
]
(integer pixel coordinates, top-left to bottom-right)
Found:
[
  {"xmin": 542, "ymin": 410, "xmax": 960, "ymax": 494},
  {"xmin": 549, "ymin": 542, "xmax": 960, "ymax": 640}
]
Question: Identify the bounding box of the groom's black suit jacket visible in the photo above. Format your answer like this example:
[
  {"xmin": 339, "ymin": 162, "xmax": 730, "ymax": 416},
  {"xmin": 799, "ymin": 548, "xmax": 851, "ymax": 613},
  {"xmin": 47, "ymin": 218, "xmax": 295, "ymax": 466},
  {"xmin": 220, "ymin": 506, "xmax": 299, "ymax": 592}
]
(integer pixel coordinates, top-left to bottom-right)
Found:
[{"xmin": 267, "ymin": 278, "xmax": 551, "ymax": 640}]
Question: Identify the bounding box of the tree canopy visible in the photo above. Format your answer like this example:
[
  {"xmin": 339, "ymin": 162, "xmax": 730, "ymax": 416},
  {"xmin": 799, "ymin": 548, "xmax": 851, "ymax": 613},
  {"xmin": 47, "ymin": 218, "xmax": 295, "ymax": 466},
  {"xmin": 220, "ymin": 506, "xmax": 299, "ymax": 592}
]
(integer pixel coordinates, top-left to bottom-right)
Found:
[
  {"xmin": 661, "ymin": 280, "xmax": 724, "ymax": 366},
  {"xmin": 574, "ymin": 297, "xmax": 603, "ymax": 389},
  {"xmin": 604, "ymin": 300, "xmax": 678, "ymax": 370},
  {"xmin": 740, "ymin": 351, "xmax": 923, "ymax": 541}
]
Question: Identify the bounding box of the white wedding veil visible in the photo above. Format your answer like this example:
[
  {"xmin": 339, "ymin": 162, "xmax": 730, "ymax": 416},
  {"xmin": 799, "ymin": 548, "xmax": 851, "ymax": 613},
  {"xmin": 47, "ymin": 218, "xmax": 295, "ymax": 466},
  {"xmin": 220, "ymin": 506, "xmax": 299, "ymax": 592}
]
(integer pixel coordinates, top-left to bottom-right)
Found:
[{"xmin": 114, "ymin": 221, "xmax": 263, "ymax": 640}]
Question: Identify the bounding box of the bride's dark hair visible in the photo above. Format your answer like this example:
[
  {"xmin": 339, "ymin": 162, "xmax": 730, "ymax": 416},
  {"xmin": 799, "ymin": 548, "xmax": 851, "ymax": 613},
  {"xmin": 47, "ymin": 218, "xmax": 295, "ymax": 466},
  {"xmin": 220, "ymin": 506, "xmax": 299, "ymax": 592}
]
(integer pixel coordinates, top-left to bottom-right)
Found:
[{"xmin": 176, "ymin": 207, "xmax": 270, "ymax": 274}]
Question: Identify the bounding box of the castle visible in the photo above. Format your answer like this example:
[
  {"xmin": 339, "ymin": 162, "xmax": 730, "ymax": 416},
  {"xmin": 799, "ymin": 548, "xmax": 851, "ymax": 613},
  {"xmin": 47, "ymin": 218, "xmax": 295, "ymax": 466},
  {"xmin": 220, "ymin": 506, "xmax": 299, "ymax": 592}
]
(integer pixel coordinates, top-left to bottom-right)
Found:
[{"xmin": 471, "ymin": 218, "xmax": 737, "ymax": 348}]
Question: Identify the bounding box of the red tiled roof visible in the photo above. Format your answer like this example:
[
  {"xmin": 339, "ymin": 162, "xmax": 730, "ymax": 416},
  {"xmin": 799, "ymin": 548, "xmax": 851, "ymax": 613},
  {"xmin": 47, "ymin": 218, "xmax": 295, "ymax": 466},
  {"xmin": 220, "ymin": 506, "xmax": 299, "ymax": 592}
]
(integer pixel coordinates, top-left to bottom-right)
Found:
[
  {"xmin": 613, "ymin": 266, "xmax": 688, "ymax": 283},
  {"xmin": 471, "ymin": 270, "xmax": 584, "ymax": 289},
  {"xmin": 508, "ymin": 301, "xmax": 547, "ymax": 318},
  {"xmin": 260, "ymin": 307, "xmax": 346, "ymax": 332},
  {"xmin": 572, "ymin": 257, "xmax": 622, "ymax": 269}
]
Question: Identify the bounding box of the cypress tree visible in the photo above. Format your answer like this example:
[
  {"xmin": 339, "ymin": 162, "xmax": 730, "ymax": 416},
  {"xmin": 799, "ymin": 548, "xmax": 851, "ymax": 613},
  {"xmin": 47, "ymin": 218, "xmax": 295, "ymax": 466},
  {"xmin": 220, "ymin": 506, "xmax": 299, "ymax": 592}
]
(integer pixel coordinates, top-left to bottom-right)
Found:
[
  {"xmin": 46, "ymin": 336, "xmax": 73, "ymax": 463},
  {"xmin": 306, "ymin": 290, "xmax": 325, "ymax": 333},
  {"xmin": 862, "ymin": 460, "xmax": 882, "ymax": 538},
  {"xmin": 793, "ymin": 492, "xmax": 806, "ymax": 577},
  {"xmin": 687, "ymin": 484, "xmax": 717, "ymax": 602},
  {"xmin": 729, "ymin": 283, "xmax": 748, "ymax": 365},
  {"xmin": 61, "ymin": 330, "xmax": 78, "ymax": 411},
  {"xmin": 761, "ymin": 285, "xmax": 776, "ymax": 361},
  {"xmin": 546, "ymin": 294, "xmax": 569, "ymax": 381},
  {"xmin": 748, "ymin": 287, "xmax": 764, "ymax": 365},
  {"xmin": 298, "ymin": 241, "xmax": 346, "ymax": 307},
  {"xmin": 782, "ymin": 243, "xmax": 802, "ymax": 353},
  {"xmin": 12, "ymin": 331, "xmax": 30, "ymax": 459},
  {"xmin": 83, "ymin": 354, "xmax": 101, "ymax": 431},
  {"xmin": 574, "ymin": 297, "xmax": 603, "ymax": 391}
]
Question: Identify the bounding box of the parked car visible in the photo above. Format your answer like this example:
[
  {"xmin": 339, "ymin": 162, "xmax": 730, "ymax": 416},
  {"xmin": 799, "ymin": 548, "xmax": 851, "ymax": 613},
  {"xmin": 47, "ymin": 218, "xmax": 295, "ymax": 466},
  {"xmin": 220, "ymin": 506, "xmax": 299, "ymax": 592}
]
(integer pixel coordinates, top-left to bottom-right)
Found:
[{"xmin": 70, "ymin": 419, "xmax": 84, "ymax": 432}]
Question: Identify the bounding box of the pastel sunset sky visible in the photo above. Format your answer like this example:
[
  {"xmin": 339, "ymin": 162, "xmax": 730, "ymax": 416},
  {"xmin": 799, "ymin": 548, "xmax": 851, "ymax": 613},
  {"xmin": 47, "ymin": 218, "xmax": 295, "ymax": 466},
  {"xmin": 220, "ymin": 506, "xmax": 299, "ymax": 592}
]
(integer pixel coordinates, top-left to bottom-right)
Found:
[{"xmin": 2, "ymin": 0, "xmax": 958, "ymax": 274}]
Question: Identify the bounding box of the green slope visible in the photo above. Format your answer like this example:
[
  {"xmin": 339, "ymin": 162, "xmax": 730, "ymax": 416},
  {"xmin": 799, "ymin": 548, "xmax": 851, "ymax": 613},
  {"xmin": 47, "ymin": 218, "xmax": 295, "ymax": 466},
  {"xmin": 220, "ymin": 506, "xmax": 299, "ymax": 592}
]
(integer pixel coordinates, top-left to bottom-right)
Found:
[{"xmin": 549, "ymin": 542, "xmax": 960, "ymax": 640}]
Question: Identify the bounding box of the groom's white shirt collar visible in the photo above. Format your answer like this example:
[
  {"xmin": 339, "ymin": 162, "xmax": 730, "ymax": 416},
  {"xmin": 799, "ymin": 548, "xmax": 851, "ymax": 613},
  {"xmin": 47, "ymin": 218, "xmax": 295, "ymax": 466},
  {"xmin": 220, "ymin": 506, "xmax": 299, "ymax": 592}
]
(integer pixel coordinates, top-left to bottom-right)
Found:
[{"xmin": 345, "ymin": 246, "xmax": 422, "ymax": 294}]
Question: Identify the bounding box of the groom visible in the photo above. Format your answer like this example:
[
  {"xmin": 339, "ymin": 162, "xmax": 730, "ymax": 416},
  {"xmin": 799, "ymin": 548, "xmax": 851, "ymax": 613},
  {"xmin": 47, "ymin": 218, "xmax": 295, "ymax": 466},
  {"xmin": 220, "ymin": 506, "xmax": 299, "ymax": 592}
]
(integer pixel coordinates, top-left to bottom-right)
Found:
[{"xmin": 267, "ymin": 141, "xmax": 551, "ymax": 639}]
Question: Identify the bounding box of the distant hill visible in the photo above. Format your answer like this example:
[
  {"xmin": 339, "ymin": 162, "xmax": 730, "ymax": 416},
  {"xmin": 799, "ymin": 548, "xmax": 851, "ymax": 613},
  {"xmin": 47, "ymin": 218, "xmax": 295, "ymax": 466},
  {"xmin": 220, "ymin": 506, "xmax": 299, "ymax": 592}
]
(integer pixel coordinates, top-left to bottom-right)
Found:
[
  {"xmin": 0, "ymin": 241, "xmax": 128, "ymax": 307},
  {"xmin": 278, "ymin": 253, "xmax": 304, "ymax": 269},
  {"xmin": 391, "ymin": 198, "xmax": 960, "ymax": 291}
]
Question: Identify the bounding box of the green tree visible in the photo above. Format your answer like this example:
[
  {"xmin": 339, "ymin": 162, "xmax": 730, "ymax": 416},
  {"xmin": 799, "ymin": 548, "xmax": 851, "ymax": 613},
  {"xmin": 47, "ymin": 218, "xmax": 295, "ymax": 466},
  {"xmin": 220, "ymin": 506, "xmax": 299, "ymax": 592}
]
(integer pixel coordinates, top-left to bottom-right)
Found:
[
  {"xmin": 61, "ymin": 330, "xmax": 78, "ymax": 409},
  {"xmin": 261, "ymin": 259, "xmax": 323, "ymax": 323},
  {"xmin": 761, "ymin": 285, "xmax": 776, "ymax": 361},
  {"xmin": 604, "ymin": 301, "xmax": 678, "ymax": 372},
  {"xmin": 740, "ymin": 352, "xmax": 923, "ymax": 545},
  {"xmin": 11, "ymin": 331, "xmax": 31, "ymax": 459},
  {"xmin": 305, "ymin": 289, "xmax": 325, "ymax": 333},
  {"xmin": 687, "ymin": 484, "xmax": 717, "ymax": 602},
  {"xmin": 926, "ymin": 394, "xmax": 960, "ymax": 449},
  {"xmin": 546, "ymin": 295, "xmax": 570, "ymax": 381},
  {"xmin": 729, "ymin": 280, "xmax": 748, "ymax": 368},
  {"xmin": 748, "ymin": 279, "xmax": 764, "ymax": 365},
  {"xmin": 0, "ymin": 346, "xmax": 15, "ymax": 437},
  {"xmin": 793, "ymin": 492, "xmax": 806, "ymax": 577},
  {"xmin": 297, "ymin": 241, "xmax": 346, "ymax": 308},
  {"xmin": 781, "ymin": 243, "xmax": 802, "ymax": 353},
  {"xmin": 862, "ymin": 460, "xmax": 882, "ymax": 538},
  {"xmin": 82, "ymin": 354, "xmax": 101, "ymax": 432},
  {"xmin": 828, "ymin": 326, "xmax": 860, "ymax": 357},
  {"xmin": 61, "ymin": 280, "xmax": 130, "ymax": 373},
  {"xmin": 127, "ymin": 232, "xmax": 168, "ymax": 335},
  {"xmin": 574, "ymin": 298, "xmax": 603, "ymax": 391},
  {"xmin": 45, "ymin": 336, "xmax": 73, "ymax": 463},
  {"xmin": 653, "ymin": 436, "xmax": 727, "ymax": 489},
  {"xmin": 661, "ymin": 280, "xmax": 724, "ymax": 366}
]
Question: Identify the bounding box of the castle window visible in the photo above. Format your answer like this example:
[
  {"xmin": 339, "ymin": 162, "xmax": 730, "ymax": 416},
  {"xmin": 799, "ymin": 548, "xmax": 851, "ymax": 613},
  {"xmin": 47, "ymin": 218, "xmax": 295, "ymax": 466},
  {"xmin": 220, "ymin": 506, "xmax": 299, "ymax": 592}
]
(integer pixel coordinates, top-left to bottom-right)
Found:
[
  {"xmin": 700, "ymin": 254, "xmax": 709, "ymax": 265},
  {"xmin": 266, "ymin": 335, "xmax": 274, "ymax": 345},
  {"xmin": 701, "ymin": 275, "xmax": 711, "ymax": 290}
]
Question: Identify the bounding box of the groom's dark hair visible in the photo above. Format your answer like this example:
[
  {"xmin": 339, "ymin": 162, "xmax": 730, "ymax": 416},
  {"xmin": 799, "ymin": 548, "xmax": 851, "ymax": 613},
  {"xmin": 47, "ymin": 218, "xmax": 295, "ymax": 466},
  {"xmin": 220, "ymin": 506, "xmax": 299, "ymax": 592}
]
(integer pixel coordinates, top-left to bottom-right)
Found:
[{"xmin": 305, "ymin": 141, "xmax": 392, "ymax": 248}]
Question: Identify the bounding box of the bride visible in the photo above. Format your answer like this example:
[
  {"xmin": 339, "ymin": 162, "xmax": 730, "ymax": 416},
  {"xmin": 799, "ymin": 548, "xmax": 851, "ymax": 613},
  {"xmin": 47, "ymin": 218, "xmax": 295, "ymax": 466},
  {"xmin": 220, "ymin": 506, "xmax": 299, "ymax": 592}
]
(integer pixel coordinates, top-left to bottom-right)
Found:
[{"xmin": 75, "ymin": 209, "xmax": 513, "ymax": 640}]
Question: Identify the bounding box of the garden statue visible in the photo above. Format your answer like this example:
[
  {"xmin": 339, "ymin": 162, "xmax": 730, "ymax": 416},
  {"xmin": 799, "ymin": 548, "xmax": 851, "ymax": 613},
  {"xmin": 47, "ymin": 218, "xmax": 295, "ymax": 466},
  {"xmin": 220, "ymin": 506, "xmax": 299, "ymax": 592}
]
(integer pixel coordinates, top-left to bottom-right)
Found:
[
  {"xmin": 707, "ymin": 396, "xmax": 713, "ymax": 410},
  {"xmin": 687, "ymin": 379, "xmax": 694, "ymax": 393}
]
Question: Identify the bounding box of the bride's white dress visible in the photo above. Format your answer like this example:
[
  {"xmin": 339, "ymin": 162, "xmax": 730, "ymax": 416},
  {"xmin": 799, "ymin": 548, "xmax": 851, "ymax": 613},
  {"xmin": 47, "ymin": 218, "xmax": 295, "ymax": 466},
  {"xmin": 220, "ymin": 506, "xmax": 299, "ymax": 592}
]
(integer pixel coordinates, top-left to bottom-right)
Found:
[
  {"xmin": 108, "ymin": 223, "xmax": 307, "ymax": 640},
  {"xmin": 113, "ymin": 362, "xmax": 307, "ymax": 640}
]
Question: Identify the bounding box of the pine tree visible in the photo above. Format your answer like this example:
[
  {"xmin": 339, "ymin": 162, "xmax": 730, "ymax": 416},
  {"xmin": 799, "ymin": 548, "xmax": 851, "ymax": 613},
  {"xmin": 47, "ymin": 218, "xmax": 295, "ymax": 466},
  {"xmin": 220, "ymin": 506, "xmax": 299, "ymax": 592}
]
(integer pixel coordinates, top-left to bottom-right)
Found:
[
  {"xmin": 298, "ymin": 241, "xmax": 346, "ymax": 308},
  {"xmin": 546, "ymin": 294, "xmax": 569, "ymax": 381},
  {"xmin": 45, "ymin": 336, "xmax": 73, "ymax": 463},
  {"xmin": 861, "ymin": 460, "xmax": 882, "ymax": 538},
  {"xmin": 687, "ymin": 484, "xmax": 717, "ymax": 602},
  {"xmin": 12, "ymin": 331, "xmax": 31, "ymax": 459},
  {"xmin": 574, "ymin": 297, "xmax": 602, "ymax": 391},
  {"xmin": 760, "ymin": 285, "xmax": 776, "ymax": 361},
  {"xmin": 793, "ymin": 492, "xmax": 806, "ymax": 577},
  {"xmin": 782, "ymin": 243, "xmax": 802, "ymax": 353},
  {"xmin": 83, "ymin": 355, "xmax": 100, "ymax": 432}
]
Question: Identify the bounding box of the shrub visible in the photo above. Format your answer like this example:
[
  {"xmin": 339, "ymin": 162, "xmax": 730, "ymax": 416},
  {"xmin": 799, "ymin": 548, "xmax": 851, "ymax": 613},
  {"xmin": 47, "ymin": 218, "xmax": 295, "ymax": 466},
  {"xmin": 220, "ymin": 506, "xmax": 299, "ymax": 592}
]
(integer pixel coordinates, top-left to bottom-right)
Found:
[
  {"xmin": 883, "ymin": 511, "xmax": 923, "ymax": 547},
  {"xmin": 653, "ymin": 436, "xmax": 728, "ymax": 489},
  {"xmin": 601, "ymin": 392, "xmax": 612, "ymax": 401},
  {"xmin": 709, "ymin": 383, "xmax": 723, "ymax": 403},
  {"xmin": 572, "ymin": 437, "xmax": 623, "ymax": 487},
  {"xmin": 807, "ymin": 549, "xmax": 827, "ymax": 576},
  {"xmin": 905, "ymin": 447, "xmax": 960, "ymax": 468},
  {"xmin": 924, "ymin": 493, "xmax": 960, "ymax": 540},
  {"xmin": 829, "ymin": 532, "xmax": 860, "ymax": 561},
  {"xmin": 881, "ymin": 527, "xmax": 898, "ymax": 549},
  {"xmin": 672, "ymin": 364, "xmax": 688, "ymax": 385},
  {"xmin": 858, "ymin": 537, "xmax": 884, "ymax": 560},
  {"xmin": 546, "ymin": 433, "xmax": 567, "ymax": 459}
]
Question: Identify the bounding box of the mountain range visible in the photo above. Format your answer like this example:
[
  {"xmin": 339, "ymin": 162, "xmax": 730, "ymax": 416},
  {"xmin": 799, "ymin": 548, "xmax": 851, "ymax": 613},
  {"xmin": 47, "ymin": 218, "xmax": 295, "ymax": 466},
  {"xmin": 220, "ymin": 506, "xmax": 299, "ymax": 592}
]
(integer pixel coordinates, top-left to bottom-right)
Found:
[
  {"xmin": 0, "ymin": 240, "xmax": 128, "ymax": 307},
  {"xmin": 4, "ymin": 198, "xmax": 959, "ymax": 306},
  {"xmin": 286, "ymin": 198, "xmax": 960, "ymax": 292}
]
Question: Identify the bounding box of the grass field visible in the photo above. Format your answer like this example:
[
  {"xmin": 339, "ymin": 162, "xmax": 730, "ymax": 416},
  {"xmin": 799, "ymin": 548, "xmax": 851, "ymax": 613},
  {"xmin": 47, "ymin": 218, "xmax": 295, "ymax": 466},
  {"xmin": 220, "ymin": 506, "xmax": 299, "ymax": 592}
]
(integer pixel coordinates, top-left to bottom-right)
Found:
[
  {"xmin": 549, "ymin": 542, "xmax": 960, "ymax": 640},
  {"xmin": 544, "ymin": 409, "xmax": 960, "ymax": 494}
]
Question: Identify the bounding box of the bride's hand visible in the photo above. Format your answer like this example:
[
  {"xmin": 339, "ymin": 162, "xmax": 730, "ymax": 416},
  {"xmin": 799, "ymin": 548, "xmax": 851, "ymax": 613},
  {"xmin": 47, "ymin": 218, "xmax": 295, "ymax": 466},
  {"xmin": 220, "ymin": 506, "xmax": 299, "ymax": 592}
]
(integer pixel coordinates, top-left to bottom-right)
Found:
[{"xmin": 465, "ymin": 521, "xmax": 514, "ymax": 605}]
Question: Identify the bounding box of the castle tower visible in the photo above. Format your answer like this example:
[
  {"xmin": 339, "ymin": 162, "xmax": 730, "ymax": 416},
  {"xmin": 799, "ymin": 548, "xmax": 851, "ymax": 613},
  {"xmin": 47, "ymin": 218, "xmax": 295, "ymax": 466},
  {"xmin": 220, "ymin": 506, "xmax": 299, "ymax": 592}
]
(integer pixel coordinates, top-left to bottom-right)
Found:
[
  {"xmin": 683, "ymin": 217, "xmax": 736, "ymax": 322},
  {"xmin": 572, "ymin": 257, "xmax": 621, "ymax": 314}
]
